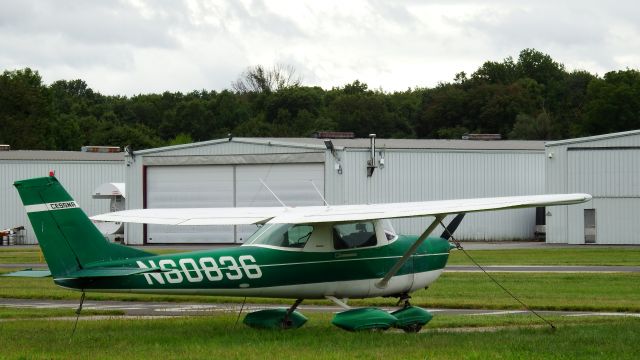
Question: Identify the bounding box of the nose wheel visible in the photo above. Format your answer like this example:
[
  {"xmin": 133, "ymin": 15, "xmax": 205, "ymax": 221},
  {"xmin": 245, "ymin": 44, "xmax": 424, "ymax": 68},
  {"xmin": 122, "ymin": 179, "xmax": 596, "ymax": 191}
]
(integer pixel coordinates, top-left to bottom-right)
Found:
[{"xmin": 243, "ymin": 299, "xmax": 308, "ymax": 330}]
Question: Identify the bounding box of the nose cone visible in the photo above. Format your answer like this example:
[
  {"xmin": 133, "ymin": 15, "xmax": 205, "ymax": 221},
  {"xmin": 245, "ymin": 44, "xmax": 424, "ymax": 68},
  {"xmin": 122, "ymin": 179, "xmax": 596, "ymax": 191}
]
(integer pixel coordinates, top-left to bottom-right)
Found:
[
  {"xmin": 415, "ymin": 237, "xmax": 451, "ymax": 272},
  {"xmin": 425, "ymin": 236, "xmax": 452, "ymax": 254}
]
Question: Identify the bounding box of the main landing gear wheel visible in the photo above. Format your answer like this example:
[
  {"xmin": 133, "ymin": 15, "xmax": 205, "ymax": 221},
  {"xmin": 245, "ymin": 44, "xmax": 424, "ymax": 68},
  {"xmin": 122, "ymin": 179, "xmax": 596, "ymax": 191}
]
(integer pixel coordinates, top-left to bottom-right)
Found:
[{"xmin": 243, "ymin": 299, "xmax": 307, "ymax": 330}]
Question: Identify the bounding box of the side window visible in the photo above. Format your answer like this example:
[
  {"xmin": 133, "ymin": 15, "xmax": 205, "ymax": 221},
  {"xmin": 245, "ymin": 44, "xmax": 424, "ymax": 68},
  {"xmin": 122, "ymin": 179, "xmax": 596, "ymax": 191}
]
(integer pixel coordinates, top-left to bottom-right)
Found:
[
  {"xmin": 333, "ymin": 222, "xmax": 377, "ymax": 250},
  {"xmin": 286, "ymin": 225, "xmax": 314, "ymax": 248}
]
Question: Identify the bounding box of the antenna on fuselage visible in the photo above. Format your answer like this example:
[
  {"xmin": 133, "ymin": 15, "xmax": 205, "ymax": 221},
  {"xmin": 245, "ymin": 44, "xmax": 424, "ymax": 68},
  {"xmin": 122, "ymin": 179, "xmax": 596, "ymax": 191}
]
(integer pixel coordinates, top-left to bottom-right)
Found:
[
  {"xmin": 310, "ymin": 180, "xmax": 330, "ymax": 206},
  {"xmin": 259, "ymin": 178, "xmax": 287, "ymax": 207}
]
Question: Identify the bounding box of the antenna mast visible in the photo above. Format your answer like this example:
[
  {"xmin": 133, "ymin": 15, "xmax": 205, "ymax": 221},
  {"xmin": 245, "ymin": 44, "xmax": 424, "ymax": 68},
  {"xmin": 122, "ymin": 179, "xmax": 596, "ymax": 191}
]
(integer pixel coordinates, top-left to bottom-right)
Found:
[
  {"xmin": 310, "ymin": 180, "xmax": 330, "ymax": 206},
  {"xmin": 259, "ymin": 178, "xmax": 287, "ymax": 207}
]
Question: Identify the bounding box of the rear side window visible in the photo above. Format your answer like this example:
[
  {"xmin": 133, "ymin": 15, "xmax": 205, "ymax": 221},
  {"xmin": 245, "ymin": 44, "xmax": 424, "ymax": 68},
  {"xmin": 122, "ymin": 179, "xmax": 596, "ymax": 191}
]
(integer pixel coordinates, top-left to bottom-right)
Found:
[{"xmin": 333, "ymin": 222, "xmax": 377, "ymax": 250}]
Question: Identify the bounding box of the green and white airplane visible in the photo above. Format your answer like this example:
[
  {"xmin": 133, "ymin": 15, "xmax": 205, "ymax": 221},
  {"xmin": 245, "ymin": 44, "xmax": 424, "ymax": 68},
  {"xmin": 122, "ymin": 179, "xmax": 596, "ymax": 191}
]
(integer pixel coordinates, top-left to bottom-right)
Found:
[{"xmin": 12, "ymin": 175, "xmax": 590, "ymax": 331}]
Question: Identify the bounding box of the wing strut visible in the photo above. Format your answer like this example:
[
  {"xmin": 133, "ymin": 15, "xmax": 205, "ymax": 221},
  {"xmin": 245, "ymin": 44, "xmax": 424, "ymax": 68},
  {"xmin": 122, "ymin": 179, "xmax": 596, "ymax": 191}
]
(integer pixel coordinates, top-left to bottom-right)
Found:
[{"xmin": 375, "ymin": 214, "xmax": 445, "ymax": 289}]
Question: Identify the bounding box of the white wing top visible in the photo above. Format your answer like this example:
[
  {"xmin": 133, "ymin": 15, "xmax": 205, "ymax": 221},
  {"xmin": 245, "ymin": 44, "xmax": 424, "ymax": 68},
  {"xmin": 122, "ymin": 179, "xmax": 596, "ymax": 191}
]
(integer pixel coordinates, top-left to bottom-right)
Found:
[{"xmin": 90, "ymin": 193, "xmax": 591, "ymax": 225}]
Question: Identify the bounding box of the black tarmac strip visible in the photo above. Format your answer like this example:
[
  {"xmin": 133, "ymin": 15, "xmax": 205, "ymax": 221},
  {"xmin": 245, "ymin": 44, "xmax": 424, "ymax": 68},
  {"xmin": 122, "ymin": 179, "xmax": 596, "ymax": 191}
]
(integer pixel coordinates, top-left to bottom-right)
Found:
[{"xmin": 1, "ymin": 298, "xmax": 639, "ymax": 319}]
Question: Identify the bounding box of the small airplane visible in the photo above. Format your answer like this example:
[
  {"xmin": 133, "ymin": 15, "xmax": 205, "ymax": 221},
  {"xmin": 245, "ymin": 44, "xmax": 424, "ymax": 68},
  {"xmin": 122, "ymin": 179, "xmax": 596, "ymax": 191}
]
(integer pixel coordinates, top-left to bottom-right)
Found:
[{"xmin": 11, "ymin": 175, "xmax": 591, "ymax": 332}]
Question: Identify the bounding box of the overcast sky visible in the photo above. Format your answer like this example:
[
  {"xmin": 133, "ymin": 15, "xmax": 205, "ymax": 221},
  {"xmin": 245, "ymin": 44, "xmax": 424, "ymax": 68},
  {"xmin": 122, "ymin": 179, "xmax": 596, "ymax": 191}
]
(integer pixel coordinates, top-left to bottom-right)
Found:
[{"xmin": 1, "ymin": 0, "xmax": 638, "ymax": 96}]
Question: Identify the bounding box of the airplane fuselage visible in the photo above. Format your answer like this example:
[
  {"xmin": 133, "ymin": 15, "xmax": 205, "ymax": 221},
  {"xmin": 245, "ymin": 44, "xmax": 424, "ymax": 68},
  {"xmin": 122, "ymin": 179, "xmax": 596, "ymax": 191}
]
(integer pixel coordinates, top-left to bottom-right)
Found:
[{"xmin": 55, "ymin": 236, "xmax": 451, "ymax": 299}]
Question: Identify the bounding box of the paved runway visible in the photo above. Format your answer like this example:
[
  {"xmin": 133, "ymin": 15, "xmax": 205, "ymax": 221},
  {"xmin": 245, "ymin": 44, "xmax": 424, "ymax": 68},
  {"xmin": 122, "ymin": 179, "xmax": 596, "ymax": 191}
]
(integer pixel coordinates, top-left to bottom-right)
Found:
[{"xmin": 1, "ymin": 298, "xmax": 639, "ymax": 319}]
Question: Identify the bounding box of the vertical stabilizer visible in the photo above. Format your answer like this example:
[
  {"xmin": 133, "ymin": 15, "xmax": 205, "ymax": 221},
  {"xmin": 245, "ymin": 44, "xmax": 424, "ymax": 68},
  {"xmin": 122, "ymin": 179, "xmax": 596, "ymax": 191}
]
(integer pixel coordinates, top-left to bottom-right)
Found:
[{"xmin": 14, "ymin": 176, "xmax": 152, "ymax": 277}]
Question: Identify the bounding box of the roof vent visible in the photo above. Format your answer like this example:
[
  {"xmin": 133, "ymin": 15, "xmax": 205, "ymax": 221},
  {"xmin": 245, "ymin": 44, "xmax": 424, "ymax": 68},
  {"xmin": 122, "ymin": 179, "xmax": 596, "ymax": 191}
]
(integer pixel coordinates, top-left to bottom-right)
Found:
[
  {"xmin": 311, "ymin": 131, "xmax": 355, "ymax": 139},
  {"xmin": 461, "ymin": 133, "xmax": 502, "ymax": 141},
  {"xmin": 81, "ymin": 146, "xmax": 121, "ymax": 153}
]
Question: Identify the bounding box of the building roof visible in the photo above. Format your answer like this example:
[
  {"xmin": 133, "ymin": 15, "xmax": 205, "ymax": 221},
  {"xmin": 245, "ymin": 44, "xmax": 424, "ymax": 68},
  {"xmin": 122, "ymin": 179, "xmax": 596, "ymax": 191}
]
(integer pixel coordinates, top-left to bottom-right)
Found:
[
  {"xmin": 0, "ymin": 151, "xmax": 125, "ymax": 161},
  {"xmin": 262, "ymin": 138, "xmax": 545, "ymax": 150},
  {"xmin": 135, "ymin": 137, "xmax": 545, "ymax": 155},
  {"xmin": 545, "ymin": 129, "xmax": 640, "ymax": 147}
]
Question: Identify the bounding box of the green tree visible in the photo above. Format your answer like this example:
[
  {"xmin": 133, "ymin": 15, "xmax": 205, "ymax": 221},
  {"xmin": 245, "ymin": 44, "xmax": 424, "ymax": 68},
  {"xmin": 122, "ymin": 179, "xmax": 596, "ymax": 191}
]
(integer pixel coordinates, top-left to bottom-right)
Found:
[
  {"xmin": 0, "ymin": 68, "xmax": 53, "ymax": 149},
  {"xmin": 582, "ymin": 70, "xmax": 640, "ymax": 135}
]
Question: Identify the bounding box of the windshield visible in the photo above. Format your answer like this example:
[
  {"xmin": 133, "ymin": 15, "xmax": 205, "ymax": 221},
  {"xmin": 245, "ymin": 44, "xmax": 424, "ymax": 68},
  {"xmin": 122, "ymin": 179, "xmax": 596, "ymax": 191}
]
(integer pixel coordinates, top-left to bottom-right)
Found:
[
  {"xmin": 381, "ymin": 219, "xmax": 398, "ymax": 241},
  {"xmin": 245, "ymin": 223, "xmax": 313, "ymax": 248}
]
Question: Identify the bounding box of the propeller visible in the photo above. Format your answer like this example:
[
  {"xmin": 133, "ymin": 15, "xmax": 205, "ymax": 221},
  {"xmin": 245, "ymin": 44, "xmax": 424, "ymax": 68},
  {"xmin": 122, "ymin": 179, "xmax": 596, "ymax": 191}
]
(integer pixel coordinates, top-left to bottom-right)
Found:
[{"xmin": 439, "ymin": 213, "xmax": 465, "ymax": 240}]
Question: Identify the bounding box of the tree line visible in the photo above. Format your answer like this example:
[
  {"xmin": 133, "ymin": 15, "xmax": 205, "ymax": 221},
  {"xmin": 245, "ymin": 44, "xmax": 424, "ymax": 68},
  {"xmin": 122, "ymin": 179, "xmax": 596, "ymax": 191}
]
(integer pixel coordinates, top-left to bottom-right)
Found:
[{"xmin": 1, "ymin": 49, "xmax": 639, "ymax": 151}]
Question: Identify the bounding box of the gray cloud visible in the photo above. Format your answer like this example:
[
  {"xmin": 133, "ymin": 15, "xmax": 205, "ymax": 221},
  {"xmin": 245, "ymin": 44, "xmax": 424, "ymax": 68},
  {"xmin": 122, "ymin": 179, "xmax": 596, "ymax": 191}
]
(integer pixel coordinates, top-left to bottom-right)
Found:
[
  {"xmin": 0, "ymin": 0, "xmax": 186, "ymax": 48},
  {"xmin": 0, "ymin": 0, "xmax": 637, "ymax": 95}
]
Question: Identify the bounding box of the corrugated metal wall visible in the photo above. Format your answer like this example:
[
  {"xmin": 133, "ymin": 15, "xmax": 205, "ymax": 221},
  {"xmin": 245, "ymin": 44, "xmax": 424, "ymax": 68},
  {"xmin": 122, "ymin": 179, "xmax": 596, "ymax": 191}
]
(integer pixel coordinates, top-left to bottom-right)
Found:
[
  {"xmin": 546, "ymin": 131, "xmax": 640, "ymax": 244},
  {"xmin": 0, "ymin": 161, "xmax": 124, "ymax": 244},
  {"xmin": 325, "ymin": 149, "xmax": 545, "ymax": 240}
]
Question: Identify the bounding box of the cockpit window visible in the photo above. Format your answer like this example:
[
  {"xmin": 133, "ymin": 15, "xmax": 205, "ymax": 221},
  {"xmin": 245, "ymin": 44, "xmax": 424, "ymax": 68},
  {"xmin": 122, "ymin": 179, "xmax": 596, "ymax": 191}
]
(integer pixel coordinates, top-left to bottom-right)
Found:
[
  {"xmin": 245, "ymin": 223, "xmax": 313, "ymax": 248},
  {"xmin": 333, "ymin": 221, "xmax": 377, "ymax": 250}
]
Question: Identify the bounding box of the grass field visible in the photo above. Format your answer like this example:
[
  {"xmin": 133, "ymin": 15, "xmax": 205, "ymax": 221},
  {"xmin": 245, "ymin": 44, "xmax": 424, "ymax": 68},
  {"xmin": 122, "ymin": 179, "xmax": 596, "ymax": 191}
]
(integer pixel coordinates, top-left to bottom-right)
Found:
[
  {"xmin": 0, "ymin": 307, "xmax": 124, "ymax": 319},
  {"xmin": 0, "ymin": 313, "xmax": 638, "ymax": 359},
  {"xmin": 447, "ymin": 247, "xmax": 640, "ymax": 266},
  {"xmin": 3, "ymin": 245, "xmax": 639, "ymax": 266}
]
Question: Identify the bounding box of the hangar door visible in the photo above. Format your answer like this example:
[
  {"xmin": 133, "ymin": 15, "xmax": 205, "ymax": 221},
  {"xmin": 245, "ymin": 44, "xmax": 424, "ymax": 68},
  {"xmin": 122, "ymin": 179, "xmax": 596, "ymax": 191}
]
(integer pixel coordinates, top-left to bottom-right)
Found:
[{"xmin": 146, "ymin": 163, "xmax": 324, "ymax": 244}]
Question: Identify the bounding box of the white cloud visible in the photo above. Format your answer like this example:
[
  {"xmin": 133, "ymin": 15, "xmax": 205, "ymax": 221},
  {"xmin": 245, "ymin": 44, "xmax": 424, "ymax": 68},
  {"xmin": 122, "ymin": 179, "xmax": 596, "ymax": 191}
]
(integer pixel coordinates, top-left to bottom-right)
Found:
[{"xmin": 0, "ymin": 0, "xmax": 638, "ymax": 95}]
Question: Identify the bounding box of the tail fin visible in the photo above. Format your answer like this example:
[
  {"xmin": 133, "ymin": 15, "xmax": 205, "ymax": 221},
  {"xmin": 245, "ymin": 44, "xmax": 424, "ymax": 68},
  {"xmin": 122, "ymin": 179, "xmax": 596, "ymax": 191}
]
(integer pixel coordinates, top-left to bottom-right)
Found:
[{"xmin": 14, "ymin": 176, "xmax": 152, "ymax": 277}]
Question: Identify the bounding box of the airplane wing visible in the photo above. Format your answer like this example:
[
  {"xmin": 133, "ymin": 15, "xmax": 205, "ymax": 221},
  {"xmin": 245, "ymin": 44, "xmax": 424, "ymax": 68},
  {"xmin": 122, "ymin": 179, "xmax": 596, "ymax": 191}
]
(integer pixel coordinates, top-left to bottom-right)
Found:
[
  {"xmin": 270, "ymin": 194, "xmax": 591, "ymax": 224},
  {"xmin": 91, "ymin": 194, "xmax": 591, "ymax": 225},
  {"xmin": 91, "ymin": 206, "xmax": 288, "ymax": 225}
]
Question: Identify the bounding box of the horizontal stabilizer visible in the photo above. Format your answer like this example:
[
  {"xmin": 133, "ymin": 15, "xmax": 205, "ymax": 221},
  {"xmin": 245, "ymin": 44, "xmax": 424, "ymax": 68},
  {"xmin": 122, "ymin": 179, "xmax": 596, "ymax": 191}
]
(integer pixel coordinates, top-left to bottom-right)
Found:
[
  {"xmin": 2, "ymin": 269, "xmax": 52, "ymax": 277},
  {"xmin": 64, "ymin": 267, "xmax": 164, "ymax": 278}
]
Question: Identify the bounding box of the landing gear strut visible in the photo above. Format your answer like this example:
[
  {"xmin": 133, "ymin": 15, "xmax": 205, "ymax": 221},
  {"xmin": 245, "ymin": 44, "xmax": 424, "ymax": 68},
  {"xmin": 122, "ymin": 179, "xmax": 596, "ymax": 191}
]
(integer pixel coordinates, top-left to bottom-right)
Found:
[
  {"xmin": 396, "ymin": 293, "xmax": 411, "ymax": 308},
  {"xmin": 282, "ymin": 298, "xmax": 304, "ymax": 329}
]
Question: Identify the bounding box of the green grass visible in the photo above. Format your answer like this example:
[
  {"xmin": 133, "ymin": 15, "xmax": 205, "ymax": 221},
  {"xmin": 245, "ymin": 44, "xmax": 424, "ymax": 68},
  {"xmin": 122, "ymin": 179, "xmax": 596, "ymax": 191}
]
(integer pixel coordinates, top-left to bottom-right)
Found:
[
  {"xmin": 415, "ymin": 272, "xmax": 640, "ymax": 311},
  {"xmin": 0, "ymin": 313, "xmax": 637, "ymax": 359},
  {"xmin": 1, "ymin": 272, "xmax": 639, "ymax": 312},
  {"xmin": 0, "ymin": 307, "xmax": 124, "ymax": 319},
  {"xmin": 447, "ymin": 247, "xmax": 640, "ymax": 266},
  {"xmin": 0, "ymin": 248, "xmax": 45, "ymax": 264},
  {"xmin": 4, "ymin": 245, "xmax": 640, "ymax": 266}
]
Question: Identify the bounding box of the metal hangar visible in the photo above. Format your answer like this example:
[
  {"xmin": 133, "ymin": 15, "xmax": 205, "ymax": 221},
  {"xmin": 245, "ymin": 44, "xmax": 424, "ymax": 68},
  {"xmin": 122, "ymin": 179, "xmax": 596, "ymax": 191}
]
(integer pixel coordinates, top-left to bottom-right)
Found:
[
  {"xmin": 545, "ymin": 130, "xmax": 640, "ymax": 244},
  {"xmin": 123, "ymin": 137, "xmax": 545, "ymax": 245},
  {"xmin": 0, "ymin": 150, "xmax": 124, "ymax": 244}
]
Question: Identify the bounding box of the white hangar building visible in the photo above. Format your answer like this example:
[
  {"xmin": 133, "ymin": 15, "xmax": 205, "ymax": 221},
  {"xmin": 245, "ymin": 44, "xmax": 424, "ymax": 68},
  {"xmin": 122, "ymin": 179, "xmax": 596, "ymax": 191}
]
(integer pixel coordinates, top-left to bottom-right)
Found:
[
  {"xmin": 545, "ymin": 130, "xmax": 640, "ymax": 245},
  {"xmin": 123, "ymin": 137, "xmax": 546, "ymax": 245},
  {"xmin": 0, "ymin": 151, "xmax": 125, "ymax": 244}
]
